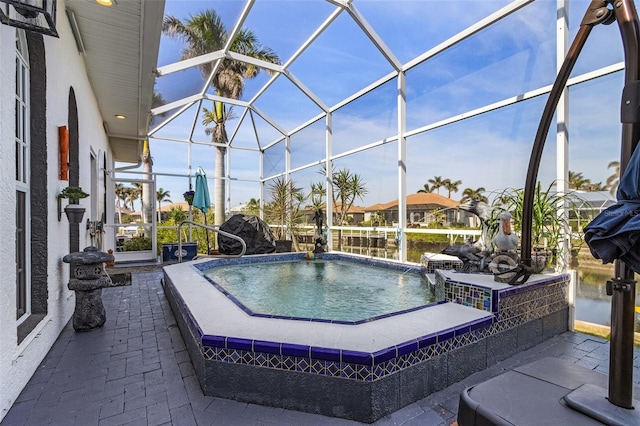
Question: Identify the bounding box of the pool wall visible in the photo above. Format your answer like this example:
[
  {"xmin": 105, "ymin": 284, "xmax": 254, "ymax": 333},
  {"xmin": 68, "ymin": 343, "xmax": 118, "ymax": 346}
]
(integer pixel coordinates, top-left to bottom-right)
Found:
[{"xmin": 162, "ymin": 253, "xmax": 569, "ymax": 423}]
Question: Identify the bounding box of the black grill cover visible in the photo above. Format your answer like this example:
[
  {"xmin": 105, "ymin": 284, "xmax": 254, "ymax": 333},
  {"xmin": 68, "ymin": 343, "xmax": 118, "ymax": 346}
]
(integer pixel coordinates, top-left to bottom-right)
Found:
[{"xmin": 217, "ymin": 214, "xmax": 276, "ymax": 255}]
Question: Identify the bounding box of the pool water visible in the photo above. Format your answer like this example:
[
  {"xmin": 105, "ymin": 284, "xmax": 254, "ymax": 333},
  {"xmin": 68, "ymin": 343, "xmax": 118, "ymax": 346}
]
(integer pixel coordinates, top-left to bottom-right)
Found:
[{"xmin": 203, "ymin": 259, "xmax": 436, "ymax": 322}]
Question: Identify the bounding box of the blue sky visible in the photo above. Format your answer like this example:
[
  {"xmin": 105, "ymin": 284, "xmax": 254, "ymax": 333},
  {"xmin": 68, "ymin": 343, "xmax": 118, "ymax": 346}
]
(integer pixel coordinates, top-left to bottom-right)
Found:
[{"xmin": 136, "ymin": 0, "xmax": 624, "ymax": 212}]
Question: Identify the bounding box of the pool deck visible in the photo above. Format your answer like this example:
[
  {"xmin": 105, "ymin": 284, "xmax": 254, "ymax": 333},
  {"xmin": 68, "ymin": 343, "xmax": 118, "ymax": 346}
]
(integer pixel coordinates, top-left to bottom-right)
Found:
[{"xmin": 2, "ymin": 270, "xmax": 639, "ymax": 426}]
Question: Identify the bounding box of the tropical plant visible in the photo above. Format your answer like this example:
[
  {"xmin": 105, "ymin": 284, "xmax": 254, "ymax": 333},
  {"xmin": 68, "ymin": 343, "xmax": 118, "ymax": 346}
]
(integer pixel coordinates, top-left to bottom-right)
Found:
[
  {"xmin": 125, "ymin": 184, "xmax": 141, "ymax": 212},
  {"xmin": 492, "ymin": 181, "xmax": 583, "ymax": 255},
  {"xmin": 167, "ymin": 205, "xmax": 188, "ymax": 224},
  {"xmin": 115, "ymin": 183, "xmax": 127, "ymax": 223},
  {"xmin": 156, "ymin": 188, "xmax": 172, "ymax": 222},
  {"xmin": 370, "ymin": 211, "xmax": 386, "ymax": 227},
  {"xmin": 428, "ymin": 176, "xmax": 445, "ymax": 195},
  {"xmin": 568, "ymin": 170, "xmax": 605, "ymax": 192},
  {"xmin": 332, "ymin": 168, "xmax": 368, "ymax": 226},
  {"xmin": 122, "ymin": 236, "xmax": 152, "ymax": 252},
  {"xmin": 417, "ymin": 183, "xmax": 433, "ymax": 193},
  {"xmin": 606, "ymin": 160, "xmax": 620, "ymax": 195},
  {"xmin": 568, "ymin": 171, "xmax": 588, "ymax": 190},
  {"xmin": 244, "ymin": 198, "xmax": 260, "ymax": 216},
  {"xmin": 443, "ymin": 179, "xmax": 462, "ymax": 198},
  {"xmin": 264, "ymin": 177, "xmax": 307, "ymax": 249},
  {"xmin": 163, "ymin": 9, "xmax": 280, "ymax": 226},
  {"xmin": 461, "ymin": 187, "xmax": 488, "ymax": 203},
  {"xmin": 58, "ymin": 186, "xmax": 89, "ymax": 204},
  {"xmin": 309, "ymin": 182, "xmax": 326, "ymax": 210},
  {"xmin": 428, "ymin": 208, "xmax": 447, "ymax": 226}
]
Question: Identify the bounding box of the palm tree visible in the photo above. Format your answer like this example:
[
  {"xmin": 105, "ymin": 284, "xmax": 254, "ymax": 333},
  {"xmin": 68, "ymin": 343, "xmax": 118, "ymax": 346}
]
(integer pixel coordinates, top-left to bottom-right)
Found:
[
  {"xmin": 461, "ymin": 187, "xmax": 488, "ymax": 203},
  {"xmin": 128, "ymin": 184, "xmax": 142, "ymax": 213},
  {"xmin": 329, "ymin": 168, "xmax": 367, "ymax": 250},
  {"xmin": 141, "ymin": 140, "xmax": 154, "ymax": 224},
  {"xmin": 568, "ymin": 171, "xmax": 588, "ymax": 190},
  {"xmin": 163, "ymin": 10, "xmax": 280, "ymax": 226},
  {"xmin": 244, "ymin": 198, "xmax": 260, "ymax": 216},
  {"xmin": 156, "ymin": 188, "xmax": 172, "ymax": 222},
  {"xmin": 417, "ymin": 183, "xmax": 433, "ymax": 193},
  {"xmin": 428, "ymin": 176, "xmax": 445, "ymax": 195},
  {"xmin": 115, "ymin": 183, "xmax": 127, "ymax": 223},
  {"xmin": 606, "ymin": 160, "xmax": 620, "ymax": 195},
  {"xmin": 332, "ymin": 168, "xmax": 368, "ymax": 226},
  {"xmin": 443, "ymin": 179, "xmax": 462, "ymax": 198}
]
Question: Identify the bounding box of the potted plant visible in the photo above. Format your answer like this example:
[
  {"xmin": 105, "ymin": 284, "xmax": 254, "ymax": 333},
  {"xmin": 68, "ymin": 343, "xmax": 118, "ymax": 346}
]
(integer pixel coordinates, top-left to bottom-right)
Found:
[
  {"xmin": 58, "ymin": 186, "xmax": 90, "ymax": 223},
  {"xmin": 183, "ymin": 190, "xmax": 195, "ymax": 206},
  {"xmin": 264, "ymin": 177, "xmax": 307, "ymax": 252},
  {"xmin": 492, "ymin": 181, "xmax": 583, "ymax": 272}
]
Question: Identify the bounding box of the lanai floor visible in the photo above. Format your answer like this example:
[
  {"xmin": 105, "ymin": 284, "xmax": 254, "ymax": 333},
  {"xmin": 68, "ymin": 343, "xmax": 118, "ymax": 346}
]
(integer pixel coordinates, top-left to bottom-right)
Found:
[{"xmin": 2, "ymin": 270, "xmax": 639, "ymax": 426}]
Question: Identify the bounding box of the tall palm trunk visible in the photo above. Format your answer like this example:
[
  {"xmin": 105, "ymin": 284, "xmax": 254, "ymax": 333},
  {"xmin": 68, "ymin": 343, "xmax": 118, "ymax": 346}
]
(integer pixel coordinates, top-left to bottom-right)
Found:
[
  {"xmin": 142, "ymin": 140, "xmax": 154, "ymax": 225},
  {"xmin": 213, "ymin": 102, "xmax": 227, "ymax": 226},
  {"xmin": 214, "ymin": 146, "xmax": 226, "ymax": 225}
]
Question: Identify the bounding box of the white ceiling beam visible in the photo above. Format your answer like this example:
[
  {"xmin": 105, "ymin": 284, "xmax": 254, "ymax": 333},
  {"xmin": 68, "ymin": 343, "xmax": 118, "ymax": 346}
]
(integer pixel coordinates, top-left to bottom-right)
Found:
[
  {"xmin": 283, "ymin": 70, "xmax": 329, "ymax": 112},
  {"xmin": 203, "ymin": 93, "xmax": 251, "ymax": 108},
  {"xmin": 346, "ymin": 3, "xmax": 402, "ymax": 71},
  {"xmin": 150, "ymin": 94, "xmax": 202, "ymax": 116},
  {"xmin": 155, "ymin": 50, "xmax": 225, "ymax": 76},
  {"xmin": 226, "ymin": 51, "xmax": 284, "ymax": 73},
  {"xmin": 249, "ymin": 110, "xmax": 263, "ymax": 150},
  {"xmin": 228, "ymin": 107, "xmax": 250, "ymax": 146},
  {"xmin": 251, "ymin": 105, "xmax": 287, "ymax": 136},
  {"xmin": 331, "ymin": 70, "xmax": 397, "ymax": 112},
  {"xmin": 247, "ymin": 5, "xmax": 344, "ymax": 109},
  {"xmin": 404, "ymin": 0, "xmax": 533, "ymax": 71},
  {"xmin": 148, "ymin": 101, "xmax": 197, "ymax": 136}
]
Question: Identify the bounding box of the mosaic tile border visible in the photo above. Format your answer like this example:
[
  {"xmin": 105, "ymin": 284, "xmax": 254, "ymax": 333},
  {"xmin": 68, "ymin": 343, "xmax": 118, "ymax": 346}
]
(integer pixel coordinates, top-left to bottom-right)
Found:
[
  {"xmin": 199, "ymin": 315, "xmax": 494, "ymax": 382},
  {"xmin": 420, "ymin": 253, "xmax": 464, "ymax": 274},
  {"xmin": 194, "ymin": 252, "xmax": 441, "ymax": 325}
]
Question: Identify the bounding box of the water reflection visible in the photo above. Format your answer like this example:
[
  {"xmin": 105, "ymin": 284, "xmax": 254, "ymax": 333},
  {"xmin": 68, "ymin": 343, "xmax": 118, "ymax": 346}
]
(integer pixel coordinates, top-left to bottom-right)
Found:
[{"xmin": 299, "ymin": 240, "xmax": 640, "ymax": 332}]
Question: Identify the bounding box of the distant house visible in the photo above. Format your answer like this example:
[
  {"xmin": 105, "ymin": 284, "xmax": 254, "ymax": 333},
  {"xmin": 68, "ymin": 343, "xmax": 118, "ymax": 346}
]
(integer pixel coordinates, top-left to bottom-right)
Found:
[
  {"xmin": 303, "ymin": 203, "xmax": 366, "ymax": 226},
  {"xmin": 157, "ymin": 201, "xmax": 190, "ymax": 221},
  {"xmin": 364, "ymin": 193, "xmax": 462, "ymax": 226}
]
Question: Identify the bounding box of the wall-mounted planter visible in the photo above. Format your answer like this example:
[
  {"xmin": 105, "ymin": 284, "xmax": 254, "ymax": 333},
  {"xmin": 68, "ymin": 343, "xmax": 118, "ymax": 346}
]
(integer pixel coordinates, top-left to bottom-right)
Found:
[{"xmin": 64, "ymin": 204, "xmax": 86, "ymax": 224}]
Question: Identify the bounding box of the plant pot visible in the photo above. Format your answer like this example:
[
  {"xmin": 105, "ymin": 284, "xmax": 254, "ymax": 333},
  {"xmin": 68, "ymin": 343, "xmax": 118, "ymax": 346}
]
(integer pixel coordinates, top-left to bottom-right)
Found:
[
  {"xmin": 531, "ymin": 250, "xmax": 551, "ymax": 273},
  {"xmin": 64, "ymin": 204, "xmax": 86, "ymax": 224},
  {"xmin": 275, "ymin": 239, "xmax": 293, "ymax": 253}
]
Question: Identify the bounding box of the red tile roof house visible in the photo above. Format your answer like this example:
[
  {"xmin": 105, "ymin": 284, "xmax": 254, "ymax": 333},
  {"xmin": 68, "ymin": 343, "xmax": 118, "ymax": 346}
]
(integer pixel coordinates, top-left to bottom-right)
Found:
[{"xmin": 364, "ymin": 193, "xmax": 467, "ymax": 227}]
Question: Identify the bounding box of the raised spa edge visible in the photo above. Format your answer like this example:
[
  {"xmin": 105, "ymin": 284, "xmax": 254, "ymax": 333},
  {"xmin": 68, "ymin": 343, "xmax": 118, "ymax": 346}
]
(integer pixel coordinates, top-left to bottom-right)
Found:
[{"xmin": 163, "ymin": 252, "xmax": 570, "ymax": 423}]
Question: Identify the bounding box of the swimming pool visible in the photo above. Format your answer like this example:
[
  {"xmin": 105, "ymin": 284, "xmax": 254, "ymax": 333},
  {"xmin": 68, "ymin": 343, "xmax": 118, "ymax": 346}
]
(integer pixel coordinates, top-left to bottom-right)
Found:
[
  {"xmin": 163, "ymin": 252, "xmax": 570, "ymax": 422},
  {"xmin": 201, "ymin": 258, "xmax": 437, "ymax": 323}
]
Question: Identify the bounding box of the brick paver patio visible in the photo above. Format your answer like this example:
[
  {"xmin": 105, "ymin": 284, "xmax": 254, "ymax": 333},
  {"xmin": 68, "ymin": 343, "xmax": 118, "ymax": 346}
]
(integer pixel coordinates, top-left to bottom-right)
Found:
[{"xmin": 2, "ymin": 271, "xmax": 638, "ymax": 426}]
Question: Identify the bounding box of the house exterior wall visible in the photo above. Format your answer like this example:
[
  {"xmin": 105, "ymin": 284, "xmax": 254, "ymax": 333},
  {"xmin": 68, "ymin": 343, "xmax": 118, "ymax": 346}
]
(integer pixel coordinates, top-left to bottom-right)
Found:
[{"xmin": 0, "ymin": 2, "xmax": 111, "ymax": 420}]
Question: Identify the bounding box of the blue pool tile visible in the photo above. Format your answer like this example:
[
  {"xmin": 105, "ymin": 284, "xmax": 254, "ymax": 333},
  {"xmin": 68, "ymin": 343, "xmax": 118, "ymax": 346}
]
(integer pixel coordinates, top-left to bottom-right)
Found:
[
  {"xmin": 201, "ymin": 335, "xmax": 226, "ymax": 348},
  {"xmin": 281, "ymin": 343, "xmax": 310, "ymax": 358},
  {"xmin": 311, "ymin": 347, "xmax": 341, "ymax": 362},
  {"xmin": 454, "ymin": 324, "xmax": 470, "ymax": 336},
  {"xmin": 226, "ymin": 337, "xmax": 253, "ymax": 351},
  {"xmin": 253, "ymin": 340, "xmax": 281, "ymax": 355},
  {"xmin": 396, "ymin": 340, "xmax": 418, "ymax": 356},
  {"xmin": 341, "ymin": 350, "xmax": 372, "ymax": 365},
  {"xmin": 372, "ymin": 348, "xmax": 396, "ymax": 365},
  {"xmin": 438, "ymin": 327, "xmax": 455, "ymax": 342},
  {"xmin": 417, "ymin": 333, "xmax": 438, "ymax": 349}
]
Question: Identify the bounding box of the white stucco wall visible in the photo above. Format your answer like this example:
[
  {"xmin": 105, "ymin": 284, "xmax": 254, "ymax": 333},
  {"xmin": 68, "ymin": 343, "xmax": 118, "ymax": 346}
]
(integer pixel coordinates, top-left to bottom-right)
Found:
[{"xmin": 0, "ymin": 1, "xmax": 111, "ymax": 420}]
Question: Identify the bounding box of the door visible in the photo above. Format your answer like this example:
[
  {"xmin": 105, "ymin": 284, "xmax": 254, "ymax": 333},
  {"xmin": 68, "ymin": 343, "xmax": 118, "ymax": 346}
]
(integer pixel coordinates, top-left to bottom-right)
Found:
[{"xmin": 107, "ymin": 175, "xmax": 157, "ymax": 263}]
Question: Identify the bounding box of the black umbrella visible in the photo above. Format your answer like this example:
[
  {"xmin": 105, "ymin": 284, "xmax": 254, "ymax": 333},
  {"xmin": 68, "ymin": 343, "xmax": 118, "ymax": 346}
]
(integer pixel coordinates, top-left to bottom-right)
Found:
[{"xmin": 585, "ymin": 145, "xmax": 640, "ymax": 272}]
